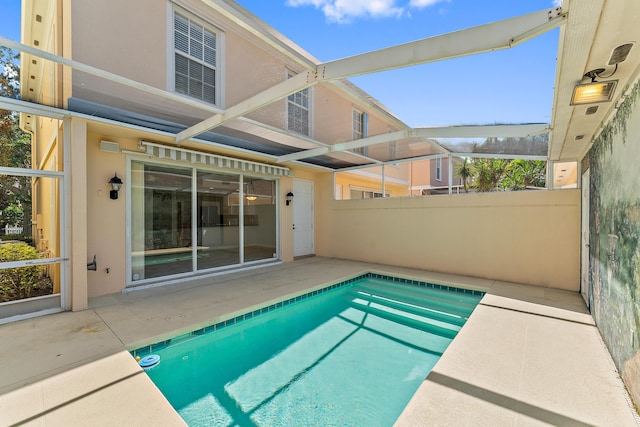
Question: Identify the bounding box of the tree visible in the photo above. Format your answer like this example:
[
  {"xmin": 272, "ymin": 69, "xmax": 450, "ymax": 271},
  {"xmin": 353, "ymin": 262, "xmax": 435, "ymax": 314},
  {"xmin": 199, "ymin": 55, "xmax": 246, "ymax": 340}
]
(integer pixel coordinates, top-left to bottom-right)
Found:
[
  {"xmin": 472, "ymin": 158, "xmax": 509, "ymax": 192},
  {"xmin": 0, "ymin": 46, "xmax": 32, "ymax": 235},
  {"xmin": 503, "ymin": 160, "xmax": 546, "ymax": 190},
  {"xmin": 455, "ymin": 157, "xmax": 473, "ymax": 192}
]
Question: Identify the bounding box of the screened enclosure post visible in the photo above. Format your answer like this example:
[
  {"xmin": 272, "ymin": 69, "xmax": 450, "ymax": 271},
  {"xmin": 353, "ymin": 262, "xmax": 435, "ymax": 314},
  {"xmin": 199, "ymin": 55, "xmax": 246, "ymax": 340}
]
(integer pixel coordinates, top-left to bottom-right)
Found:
[
  {"xmin": 547, "ymin": 160, "xmax": 554, "ymax": 190},
  {"xmin": 381, "ymin": 165, "xmax": 386, "ymax": 197},
  {"xmin": 61, "ymin": 117, "xmax": 72, "ymax": 310},
  {"xmin": 448, "ymin": 155, "xmax": 453, "ymax": 195}
]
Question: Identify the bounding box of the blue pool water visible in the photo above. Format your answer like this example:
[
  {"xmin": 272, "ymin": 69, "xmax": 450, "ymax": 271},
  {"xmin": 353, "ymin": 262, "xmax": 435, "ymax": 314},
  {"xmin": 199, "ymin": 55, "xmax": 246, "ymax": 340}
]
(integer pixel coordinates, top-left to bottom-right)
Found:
[{"xmin": 134, "ymin": 275, "xmax": 483, "ymax": 426}]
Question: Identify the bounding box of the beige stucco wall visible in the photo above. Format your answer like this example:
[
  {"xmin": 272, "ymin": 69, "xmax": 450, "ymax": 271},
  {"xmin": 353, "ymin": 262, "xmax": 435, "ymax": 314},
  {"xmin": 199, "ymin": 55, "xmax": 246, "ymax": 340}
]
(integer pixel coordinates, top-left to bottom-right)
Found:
[{"xmin": 317, "ymin": 172, "xmax": 580, "ymax": 290}]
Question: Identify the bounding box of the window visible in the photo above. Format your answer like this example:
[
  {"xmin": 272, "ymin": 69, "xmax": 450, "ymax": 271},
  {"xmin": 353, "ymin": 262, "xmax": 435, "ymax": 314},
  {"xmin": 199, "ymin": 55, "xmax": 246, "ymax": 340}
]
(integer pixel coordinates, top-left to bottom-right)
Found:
[
  {"xmin": 287, "ymin": 74, "xmax": 310, "ymax": 136},
  {"xmin": 352, "ymin": 109, "xmax": 368, "ymax": 155},
  {"xmin": 436, "ymin": 158, "xmax": 442, "ymax": 181},
  {"xmin": 174, "ymin": 11, "xmax": 217, "ymax": 104},
  {"xmin": 388, "ymin": 140, "xmax": 397, "ymax": 161},
  {"xmin": 350, "ymin": 188, "xmax": 388, "ymax": 199}
]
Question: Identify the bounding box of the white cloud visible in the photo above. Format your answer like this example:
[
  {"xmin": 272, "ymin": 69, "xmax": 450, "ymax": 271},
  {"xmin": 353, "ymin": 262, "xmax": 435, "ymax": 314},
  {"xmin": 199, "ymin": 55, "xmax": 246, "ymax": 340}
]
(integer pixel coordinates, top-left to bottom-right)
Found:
[
  {"xmin": 409, "ymin": 0, "xmax": 446, "ymax": 9},
  {"xmin": 552, "ymin": 0, "xmax": 562, "ymax": 7},
  {"xmin": 285, "ymin": 0, "xmax": 438, "ymax": 23}
]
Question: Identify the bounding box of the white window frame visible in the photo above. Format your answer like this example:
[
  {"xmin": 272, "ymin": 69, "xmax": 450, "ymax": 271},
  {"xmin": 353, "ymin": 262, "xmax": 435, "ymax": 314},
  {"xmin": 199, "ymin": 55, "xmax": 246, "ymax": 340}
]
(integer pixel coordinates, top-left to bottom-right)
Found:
[
  {"xmin": 286, "ymin": 71, "xmax": 312, "ymax": 137},
  {"xmin": 170, "ymin": 7, "xmax": 223, "ymax": 107},
  {"xmin": 352, "ymin": 108, "xmax": 368, "ymax": 156},
  {"xmin": 436, "ymin": 157, "xmax": 442, "ymax": 181}
]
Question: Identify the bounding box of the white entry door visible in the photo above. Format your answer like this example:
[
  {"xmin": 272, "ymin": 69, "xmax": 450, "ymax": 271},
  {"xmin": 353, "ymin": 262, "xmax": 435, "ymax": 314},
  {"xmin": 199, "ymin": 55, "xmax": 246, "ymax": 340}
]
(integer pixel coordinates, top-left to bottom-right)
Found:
[
  {"xmin": 581, "ymin": 170, "xmax": 590, "ymax": 306},
  {"xmin": 293, "ymin": 179, "xmax": 314, "ymax": 257}
]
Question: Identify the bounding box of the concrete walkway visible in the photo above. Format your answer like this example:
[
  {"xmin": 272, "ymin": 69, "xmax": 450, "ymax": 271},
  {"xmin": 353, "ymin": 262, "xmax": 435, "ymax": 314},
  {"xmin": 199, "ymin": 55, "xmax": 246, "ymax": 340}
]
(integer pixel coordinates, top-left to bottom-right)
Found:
[{"xmin": 0, "ymin": 258, "xmax": 637, "ymax": 426}]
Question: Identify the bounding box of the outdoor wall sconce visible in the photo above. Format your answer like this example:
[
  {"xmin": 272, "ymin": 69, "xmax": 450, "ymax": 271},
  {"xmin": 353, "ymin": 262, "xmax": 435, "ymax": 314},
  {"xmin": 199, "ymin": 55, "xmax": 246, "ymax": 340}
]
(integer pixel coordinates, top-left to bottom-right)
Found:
[
  {"xmin": 286, "ymin": 191, "xmax": 294, "ymax": 206},
  {"xmin": 109, "ymin": 173, "xmax": 123, "ymax": 200}
]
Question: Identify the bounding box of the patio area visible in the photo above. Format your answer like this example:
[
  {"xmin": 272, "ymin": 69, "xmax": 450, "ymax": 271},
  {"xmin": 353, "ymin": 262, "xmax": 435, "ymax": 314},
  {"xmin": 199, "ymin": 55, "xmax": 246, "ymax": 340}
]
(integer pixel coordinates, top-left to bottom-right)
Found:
[{"xmin": 0, "ymin": 257, "xmax": 638, "ymax": 426}]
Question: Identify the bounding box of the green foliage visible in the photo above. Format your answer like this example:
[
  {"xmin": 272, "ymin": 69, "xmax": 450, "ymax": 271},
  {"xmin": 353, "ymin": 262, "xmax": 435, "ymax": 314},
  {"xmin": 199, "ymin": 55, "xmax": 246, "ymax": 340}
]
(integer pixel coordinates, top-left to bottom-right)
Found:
[
  {"xmin": 2, "ymin": 205, "xmax": 23, "ymax": 227},
  {"xmin": 0, "ymin": 243, "xmax": 49, "ymax": 302},
  {"xmin": 0, "ymin": 46, "xmax": 32, "ymax": 235},
  {"xmin": 591, "ymin": 80, "xmax": 640, "ymax": 157},
  {"xmin": 463, "ymin": 158, "xmax": 546, "ymax": 192}
]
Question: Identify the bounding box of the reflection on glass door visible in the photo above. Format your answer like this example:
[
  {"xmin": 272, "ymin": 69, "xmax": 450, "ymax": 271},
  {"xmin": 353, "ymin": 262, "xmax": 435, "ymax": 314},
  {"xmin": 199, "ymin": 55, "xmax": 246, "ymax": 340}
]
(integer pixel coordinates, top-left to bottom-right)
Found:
[
  {"xmin": 197, "ymin": 171, "xmax": 240, "ymax": 270},
  {"xmin": 131, "ymin": 163, "xmax": 192, "ymax": 281},
  {"xmin": 243, "ymin": 178, "xmax": 277, "ymax": 262}
]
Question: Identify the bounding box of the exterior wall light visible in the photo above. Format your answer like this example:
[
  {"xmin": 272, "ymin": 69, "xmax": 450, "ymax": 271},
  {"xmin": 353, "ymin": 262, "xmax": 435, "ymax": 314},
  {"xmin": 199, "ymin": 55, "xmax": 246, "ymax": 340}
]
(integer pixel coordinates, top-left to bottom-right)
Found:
[
  {"xmin": 286, "ymin": 191, "xmax": 294, "ymax": 206},
  {"xmin": 571, "ymin": 68, "xmax": 618, "ymax": 105},
  {"xmin": 571, "ymin": 80, "xmax": 617, "ymax": 105},
  {"xmin": 109, "ymin": 173, "xmax": 123, "ymax": 200}
]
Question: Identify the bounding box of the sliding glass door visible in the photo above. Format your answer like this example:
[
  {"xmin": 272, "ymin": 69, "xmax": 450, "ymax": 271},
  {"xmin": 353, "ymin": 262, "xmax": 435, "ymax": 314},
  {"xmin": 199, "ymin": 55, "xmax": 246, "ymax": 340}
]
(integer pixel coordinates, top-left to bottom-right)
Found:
[{"xmin": 130, "ymin": 160, "xmax": 278, "ymax": 285}]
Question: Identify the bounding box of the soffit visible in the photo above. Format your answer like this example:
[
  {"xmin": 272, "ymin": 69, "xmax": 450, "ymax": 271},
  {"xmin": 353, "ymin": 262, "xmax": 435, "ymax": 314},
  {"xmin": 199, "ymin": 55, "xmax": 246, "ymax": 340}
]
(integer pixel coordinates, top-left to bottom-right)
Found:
[{"xmin": 550, "ymin": 0, "xmax": 640, "ymax": 162}]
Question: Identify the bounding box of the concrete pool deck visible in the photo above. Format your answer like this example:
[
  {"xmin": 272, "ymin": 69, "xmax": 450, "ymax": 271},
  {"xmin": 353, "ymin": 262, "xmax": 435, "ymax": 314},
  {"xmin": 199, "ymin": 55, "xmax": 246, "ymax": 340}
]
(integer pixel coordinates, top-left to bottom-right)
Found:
[{"xmin": 0, "ymin": 257, "xmax": 638, "ymax": 426}]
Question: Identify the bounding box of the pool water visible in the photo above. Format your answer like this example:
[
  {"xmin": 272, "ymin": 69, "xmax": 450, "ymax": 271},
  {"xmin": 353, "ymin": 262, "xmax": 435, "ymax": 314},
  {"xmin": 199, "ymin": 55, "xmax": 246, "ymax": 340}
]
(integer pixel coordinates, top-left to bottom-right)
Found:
[{"xmin": 136, "ymin": 276, "xmax": 483, "ymax": 426}]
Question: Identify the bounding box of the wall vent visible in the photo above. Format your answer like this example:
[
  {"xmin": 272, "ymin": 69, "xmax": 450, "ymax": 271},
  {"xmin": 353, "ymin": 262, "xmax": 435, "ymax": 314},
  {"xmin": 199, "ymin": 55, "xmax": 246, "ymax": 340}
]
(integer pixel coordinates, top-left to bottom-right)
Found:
[
  {"xmin": 100, "ymin": 140, "xmax": 120, "ymax": 153},
  {"xmin": 585, "ymin": 106, "xmax": 599, "ymax": 115}
]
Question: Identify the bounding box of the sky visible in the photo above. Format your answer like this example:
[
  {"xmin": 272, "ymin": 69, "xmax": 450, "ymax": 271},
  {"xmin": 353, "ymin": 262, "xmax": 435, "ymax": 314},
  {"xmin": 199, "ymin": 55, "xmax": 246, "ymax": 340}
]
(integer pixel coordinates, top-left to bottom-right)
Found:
[{"xmin": 0, "ymin": 0, "xmax": 561, "ymax": 127}]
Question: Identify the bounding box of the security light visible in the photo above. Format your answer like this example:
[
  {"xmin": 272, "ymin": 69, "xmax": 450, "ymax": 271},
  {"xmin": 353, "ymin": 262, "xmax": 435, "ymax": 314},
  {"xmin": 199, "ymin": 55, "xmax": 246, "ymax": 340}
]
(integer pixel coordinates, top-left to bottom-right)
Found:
[{"xmin": 571, "ymin": 80, "xmax": 617, "ymax": 105}]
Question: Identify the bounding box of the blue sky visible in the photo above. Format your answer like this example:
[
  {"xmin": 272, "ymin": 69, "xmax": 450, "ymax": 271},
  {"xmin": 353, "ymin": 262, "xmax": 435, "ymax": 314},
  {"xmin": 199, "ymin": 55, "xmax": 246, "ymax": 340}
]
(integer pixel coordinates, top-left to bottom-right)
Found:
[{"xmin": 1, "ymin": 0, "xmax": 561, "ymax": 127}]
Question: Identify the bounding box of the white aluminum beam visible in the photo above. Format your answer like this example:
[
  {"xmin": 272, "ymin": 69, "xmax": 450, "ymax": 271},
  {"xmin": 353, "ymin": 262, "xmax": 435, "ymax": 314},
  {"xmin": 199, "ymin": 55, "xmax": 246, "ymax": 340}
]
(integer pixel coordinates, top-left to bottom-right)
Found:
[
  {"xmin": 177, "ymin": 8, "xmax": 565, "ymax": 142},
  {"xmin": 0, "ymin": 95, "xmax": 65, "ymax": 119},
  {"xmin": 277, "ymin": 124, "xmax": 549, "ymax": 163},
  {"xmin": 317, "ymin": 8, "xmax": 565, "ymax": 80},
  {"xmin": 411, "ymin": 124, "xmax": 549, "ymax": 138},
  {"xmin": 175, "ymin": 71, "xmax": 315, "ymax": 143},
  {"xmin": 450, "ymin": 152, "xmax": 548, "ymax": 160}
]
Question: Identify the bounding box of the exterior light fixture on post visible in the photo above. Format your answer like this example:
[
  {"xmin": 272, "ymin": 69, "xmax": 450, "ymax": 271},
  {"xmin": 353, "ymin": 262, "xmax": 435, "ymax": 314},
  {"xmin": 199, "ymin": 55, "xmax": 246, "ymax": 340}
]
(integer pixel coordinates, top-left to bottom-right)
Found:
[
  {"xmin": 286, "ymin": 191, "xmax": 294, "ymax": 206},
  {"xmin": 109, "ymin": 173, "xmax": 123, "ymax": 200},
  {"xmin": 571, "ymin": 68, "xmax": 618, "ymax": 105}
]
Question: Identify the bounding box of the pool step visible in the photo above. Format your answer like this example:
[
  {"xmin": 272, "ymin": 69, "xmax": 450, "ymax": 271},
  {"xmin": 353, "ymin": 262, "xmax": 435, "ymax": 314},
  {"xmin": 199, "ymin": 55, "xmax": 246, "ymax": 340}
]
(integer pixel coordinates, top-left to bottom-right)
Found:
[
  {"xmin": 363, "ymin": 278, "xmax": 482, "ymax": 306},
  {"xmin": 349, "ymin": 288, "xmax": 467, "ymax": 327},
  {"xmin": 352, "ymin": 282, "xmax": 478, "ymax": 319},
  {"xmin": 348, "ymin": 298, "xmax": 460, "ymax": 339}
]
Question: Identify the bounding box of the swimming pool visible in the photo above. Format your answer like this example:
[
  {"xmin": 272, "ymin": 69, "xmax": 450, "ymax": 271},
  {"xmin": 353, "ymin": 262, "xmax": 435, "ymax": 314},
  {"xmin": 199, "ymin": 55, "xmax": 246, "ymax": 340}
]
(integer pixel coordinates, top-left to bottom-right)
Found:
[{"xmin": 133, "ymin": 274, "xmax": 484, "ymax": 426}]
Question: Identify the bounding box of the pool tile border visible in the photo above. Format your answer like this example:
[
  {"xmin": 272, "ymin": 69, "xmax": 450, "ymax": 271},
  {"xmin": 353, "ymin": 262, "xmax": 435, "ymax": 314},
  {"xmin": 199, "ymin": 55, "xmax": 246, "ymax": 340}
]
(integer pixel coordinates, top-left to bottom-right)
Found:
[{"xmin": 132, "ymin": 272, "xmax": 484, "ymax": 357}]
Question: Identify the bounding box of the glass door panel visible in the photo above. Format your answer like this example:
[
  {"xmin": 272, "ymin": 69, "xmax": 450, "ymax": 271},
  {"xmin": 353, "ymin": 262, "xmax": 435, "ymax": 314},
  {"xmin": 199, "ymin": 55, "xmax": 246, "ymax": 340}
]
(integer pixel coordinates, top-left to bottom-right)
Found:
[
  {"xmin": 243, "ymin": 177, "xmax": 277, "ymax": 262},
  {"xmin": 196, "ymin": 171, "xmax": 240, "ymax": 270},
  {"xmin": 131, "ymin": 162, "xmax": 193, "ymax": 281}
]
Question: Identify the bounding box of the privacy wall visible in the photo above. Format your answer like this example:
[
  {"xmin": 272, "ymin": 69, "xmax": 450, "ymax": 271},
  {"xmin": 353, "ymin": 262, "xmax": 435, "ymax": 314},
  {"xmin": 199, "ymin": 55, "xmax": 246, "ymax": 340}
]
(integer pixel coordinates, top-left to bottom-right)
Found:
[
  {"xmin": 316, "ymin": 184, "xmax": 580, "ymax": 290},
  {"xmin": 587, "ymin": 80, "xmax": 640, "ymax": 407}
]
